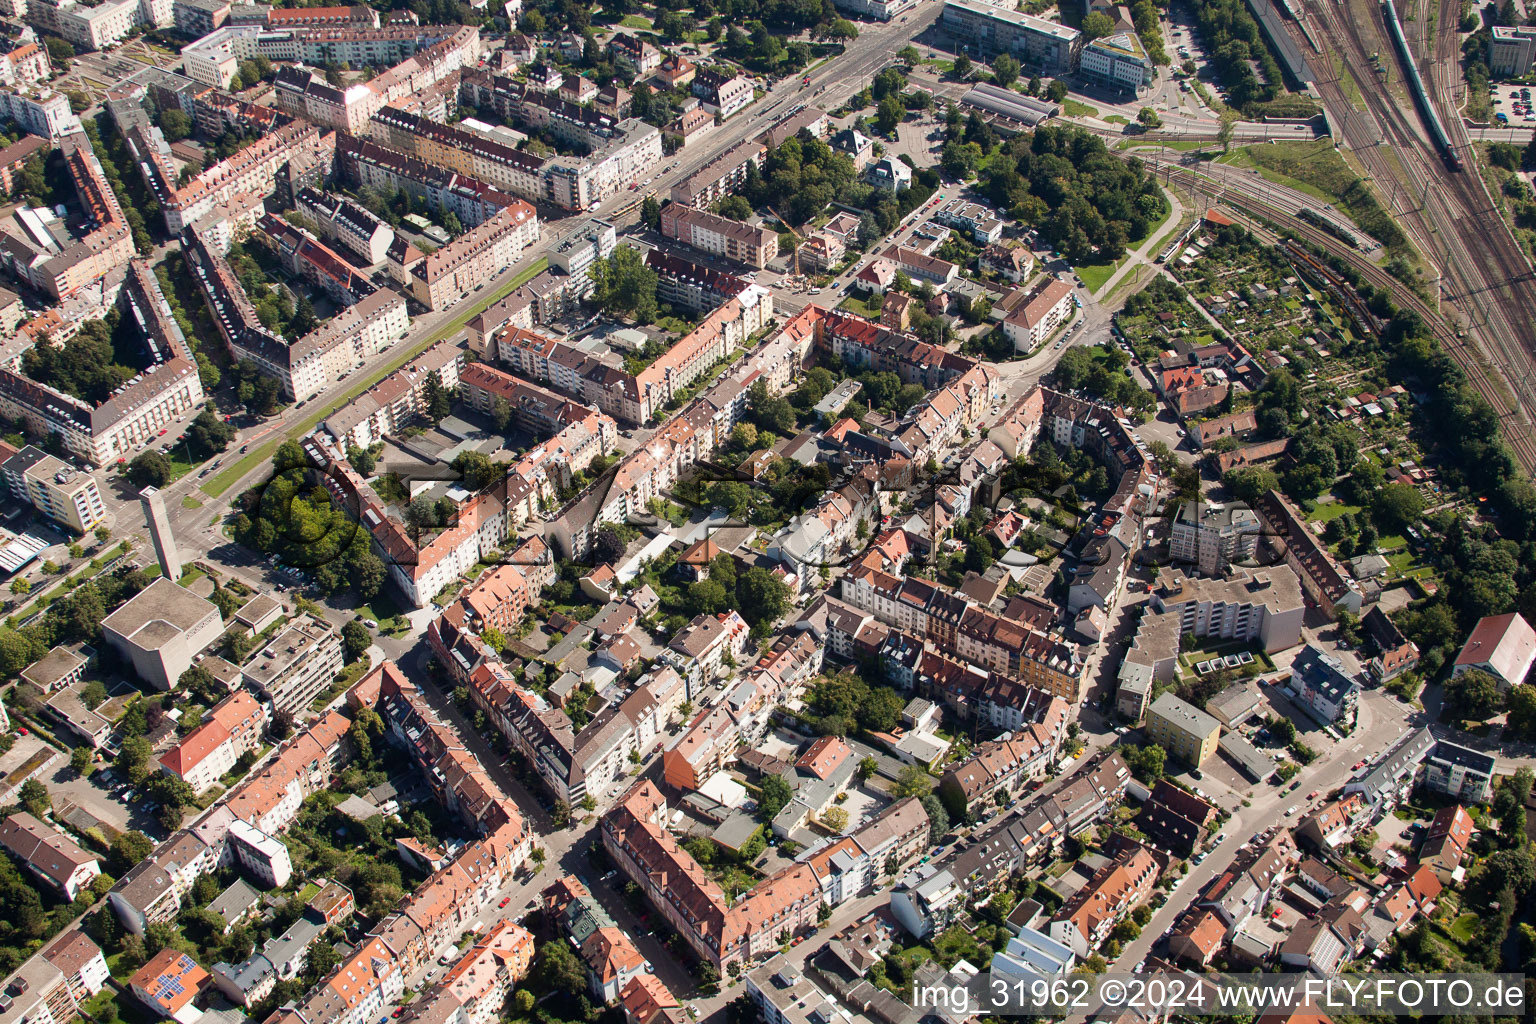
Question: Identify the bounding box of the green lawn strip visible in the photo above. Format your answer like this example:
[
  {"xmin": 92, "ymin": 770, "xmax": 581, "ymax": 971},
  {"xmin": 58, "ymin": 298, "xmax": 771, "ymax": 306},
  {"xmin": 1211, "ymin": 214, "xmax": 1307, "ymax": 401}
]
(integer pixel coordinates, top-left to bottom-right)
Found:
[
  {"xmin": 619, "ymin": 14, "xmax": 651, "ymax": 27},
  {"xmin": 1062, "ymin": 99, "xmax": 1099, "ymax": 118},
  {"xmin": 1305, "ymin": 494, "xmax": 1364, "ymax": 524},
  {"xmin": 202, "ymin": 258, "xmax": 549, "ymax": 498}
]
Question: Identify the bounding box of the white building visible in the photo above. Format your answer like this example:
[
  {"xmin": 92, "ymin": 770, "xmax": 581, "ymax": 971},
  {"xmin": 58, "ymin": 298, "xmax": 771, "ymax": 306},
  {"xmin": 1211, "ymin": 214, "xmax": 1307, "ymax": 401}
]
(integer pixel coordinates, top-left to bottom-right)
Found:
[
  {"xmin": 0, "ymin": 87, "xmax": 79, "ymax": 138},
  {"xmin": 226, "ymin": 820, "xmax": 293, "ymax": 888}
]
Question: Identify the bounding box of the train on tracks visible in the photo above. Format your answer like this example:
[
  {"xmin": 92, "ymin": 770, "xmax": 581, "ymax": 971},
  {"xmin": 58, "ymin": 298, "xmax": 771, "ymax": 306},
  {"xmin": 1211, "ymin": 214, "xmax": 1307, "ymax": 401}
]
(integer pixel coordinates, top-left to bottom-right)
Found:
[
  {"xmin": 1380, "ymin": 0, "xmax": 1462, "ymax": 171},
  {"xmin": 1295, "ymin": 208, "xmax": 1362, "ymax": 249}
]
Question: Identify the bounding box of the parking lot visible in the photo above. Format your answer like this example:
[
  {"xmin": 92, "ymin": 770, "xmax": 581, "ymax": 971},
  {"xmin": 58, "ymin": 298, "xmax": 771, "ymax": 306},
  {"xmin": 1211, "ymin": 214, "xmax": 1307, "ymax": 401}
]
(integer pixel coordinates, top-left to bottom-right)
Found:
[{"xmin": 1493, "ymin": 83, "xmax": 1536, "ymax": 125}]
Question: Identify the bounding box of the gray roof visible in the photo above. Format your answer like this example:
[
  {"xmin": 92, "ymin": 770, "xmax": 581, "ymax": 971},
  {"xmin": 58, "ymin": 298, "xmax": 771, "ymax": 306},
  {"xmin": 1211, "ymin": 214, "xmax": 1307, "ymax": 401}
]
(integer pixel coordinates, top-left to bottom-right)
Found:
[
  {"xmin": 102, "ymin": 578, "xmax": 218, "ymax": 647},
  {"xmin": 1148, "ymin": 692, "xmax": 1219, "ymax": 739},
  {"xmin": 1345, "ymin": 727, "xmax": 1435, "ymax": 801},
  {"xmin": 207, "ymin": 878, "xmax": 261, "ymax": 929}
]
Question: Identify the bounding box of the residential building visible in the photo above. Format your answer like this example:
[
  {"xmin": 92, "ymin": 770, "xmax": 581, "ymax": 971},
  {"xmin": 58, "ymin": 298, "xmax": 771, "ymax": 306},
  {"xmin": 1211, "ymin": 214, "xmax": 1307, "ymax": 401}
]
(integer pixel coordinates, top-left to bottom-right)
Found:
[
  {"xmin": 27, "ymin": 0, "xmax": 140, "ymax": 51},
  {"xmin": 1145, "ymin": 692, "xmax": 1220, "ymax": 767},
  {"xmin": 1419, "ymin": 804, "xmax": 1474, "ymax": 884},
  {"xmin": 940, "ymin": 0, "xmax": 1083, "ymax": 73},
  {"xmin": 1288, "ymin": 644, "xmax": 1360, "ymax": 726},
  {"xmin": 1423, "ymin": 741, "xmax": 1495, "ymax": 804},
  {"xmin": 406, "ymin": 200, "xmax": 541, "ymax": 310},
  {"xmin": 1001, "ymin": 278, "xmax": 1073, "ymax": 351},
  {"xmin": 1169, "ymin": 500, "xmax": 1260, "ymax": 575},
  {"xmin": 582, "ymin": 928, "xmax": 645, "ymax": 1004},
  {"xmin": 660, "ymin": 205, "xmax": 777, "ymax": 268},
  {"xmin": 128, "ymin": 950, "xmax": 207, "ymax": 1022},
  {"xmin": 241, "ymin": 614, "xmax": 343, "ymax": 715},
  {"xmin": 0, "ymin": 86, "xmax": 78, "ymax": 139},
  {"xmin": 831, "ymin": 0, "xmax": 916, "ymax": 20},
  {"xmin": 1080, "ymin": 31, "xmax": 1152, "ymax": 92},
  {"xmin": 1344, "ymin": 727, "xmax": 1435, "ymax": 816},
  {"xmin": 0, "ymin": 446, "xmax": 105, "ymax": 533},
  {"xmin": 933, "ymin": 199, "xmax": 1003, "ymax": 244},
  {"xmin": 1452, "ymin": 611, "xmax": 1536, "ymax": 688},
  {"xmin": 1251, "ymin": 488, "xmax": 1363, "ymax": 618},
  {"xmin": 866, "ymin": 156, "xmax": 911, "ymax": 192},
  {"xmin": 1049, "ymin": 842, "xmax": 1158, "ymax": 957},
  {"xmin": 158, "ymin": 691, "xmax": 267, "ymax": 794},
  {"xmin": 691, "ymin": 67, "xmax": 753, "ymax": 118},
  {"xmin": 226, "ymin": 819, "xmax": 294, "ymax": 887},
  {"xmin": 101, "ymin": 578, "xmax": 222, "ymax": 691},
  {"xmin": 40, "ymin": 931, "xmax": 109, "ymax": 1001},
  {"xmin": 0, "ymin": 812, "xmax": 100, "ymax": 900},
  {"xmin": 1295, "ymin": 793, "xmax": 1365, "ymax": 851},
  {"xmin": 294, "ymin": 187, "xmax": 395, "ymax": 265},
  {"xmin": 1150, "ymin": 567, "xmax": 1305, "ymax": 654},
  {"xmin": 602, "ymin": 782, "xmax": 821, "ymax": 971},
  {"xmin": 1363, "ymin": 606, "xmax": 1419, "ymax": 682}
]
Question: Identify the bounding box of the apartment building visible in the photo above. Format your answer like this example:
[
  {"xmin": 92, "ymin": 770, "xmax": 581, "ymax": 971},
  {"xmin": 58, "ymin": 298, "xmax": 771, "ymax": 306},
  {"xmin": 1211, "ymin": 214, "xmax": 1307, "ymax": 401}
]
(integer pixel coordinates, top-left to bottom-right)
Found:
[
  {"xmin": 172, "ymin": 0, "xmax": 227, "ymax": 35},
  {"xmin": 335, "ymin": 135, "xmax": 514, "ymax": 230},
  {"xmin": 28, "ymin": 0, "xmax": 140, "ymax": 50},
  {"xmin": 181, "ymin": 227, "xmax": 408, "ymax": 402},
  {"xmin": 1423, "ymin": 740, "xmax": 1494, "ymax": 804},
  {"xmin": 1150, "ymin": 566, "xmax": 1305, "ymax": 654},
  {"xmin": 0, "ymin": 812, "xmax": 100, "ymax": 900},
  {"xmin": 645, "ymin": 248, "xmax": 752, "ymax": 314},
  {"xmin": 407, "ymin": 199, "xmax": 540, "ymax": 309},
  {"xmin": 1169, "ymin": 500, "xmax": 1261, "ymax": 575},
  {"xmin": 242, "ymin": 615, "xmax": 343, "ymax": 715},
  {"xmin": 226, "ymin": 818, "xmax": 293, "ymax": 888},
  {"xmin": 321, "ymin": 339, "xmax": 464, "ymax": 450},
  {"xmin": 252, "ymin": 214, "xmax": 375, "ymax": 306},
  {"xmin": 1145, "ymin": 692, "xmax": 1220, "ymax": 767},
  {"xmin": 1252, "ymin": 488, "xmax": 1363, "ymax": 618},
  {"xmin": 1288, "ymin": 644, "xmax": 1360, "ymax": 725},
  {"xmin": 1001, "ymin": 278, "xmax": 1073, "ymax": 351},
  {"xmin": 128, "ymin": 949, "xmax": 207, "ymax": 1021},
  {"xmin": 1049, "ymin": 843, "xmax": 1158, "ymax": 957},
  {"xmin": 669, "ymin": 138, "xmax": 764, "ymax": 207},
  {"xmin": 547, "ymin": 218, "xmax": 617, "ymax": 294},
  {"xmin": 157, "ymin": 691, "xmax": 267, "ymax": 795},
  {"xmin": 603, "ymin": 782, "xmax": 821, "ymax": 971},
  {"xmin": 0, "ymin": 446, "xmax": 104, "ymax": 533},
  {"xmin": 102, "ymin": 578, "xmax": 222, "ymax": 691},
  {"xmin": 0, "ymin": 41, "xmax": 51, "ymax": 89},
  {"xmin": 295, "ymin": 187, "xmax": 395, "ymax": 265},
  {"xmin": 0, "ymin": 953, "xmax": 84, "ymax": 1024},
  {"xmin": 940, "ymin": 0, "xmax": 1083, "ymax": 73},
  {"xmin": 660, "ymin": 205, "xmax": 777, "ymax": 268},
  {"xmin": 0, "ymin": 86, "xmax": 77, "ymax": 138},
  {"xmin": 128, "ymin": 119, "xmax": 333, "ymax": 232}
]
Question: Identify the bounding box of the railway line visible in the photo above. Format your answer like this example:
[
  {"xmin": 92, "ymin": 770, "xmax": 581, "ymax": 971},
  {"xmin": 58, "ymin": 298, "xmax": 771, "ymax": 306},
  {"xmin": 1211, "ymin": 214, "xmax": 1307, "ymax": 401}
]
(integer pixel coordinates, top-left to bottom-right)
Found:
[
  {"xmin": 1296, "ymin": 0, "xmax": 1536, "ymax": 468},
  {"xmin": 1156, "ymin": 163, "xmax": 1536, "ymax": 472}
]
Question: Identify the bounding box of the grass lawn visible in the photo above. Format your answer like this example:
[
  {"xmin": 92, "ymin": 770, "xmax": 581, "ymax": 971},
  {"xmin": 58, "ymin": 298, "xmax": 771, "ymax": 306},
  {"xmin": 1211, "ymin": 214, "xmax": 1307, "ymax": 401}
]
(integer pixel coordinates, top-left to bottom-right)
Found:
[
  {"xmin": 204, "ymin": 256, "xmax": 550, "ymax": 498},
  {"xmin": 619, "ymin": 14, "xmax": 651, "ymax": 27},
  {"xmin": 839, "ymin": 292, "xmax": 883, "ymax": 317},
  {"xmin": 363, "ymin": 592, "xmax": 407, "ymax": 624},
  {"xmin": 1118, "ymin": 138, "xmax": 1210, "ymax": 153},
  {"xmin": 1305, "ymin": 494, "xmax": 1364, "ymax": 524},
  {"xmin": 182, "ymin": 495, "xmax": 202, "ymax": 509},
  {"xmin": 1076, "ymin": 256, "xmax": 1127, "ymax": 294},
  {"xmin": 1063, "ymin": 99, "xmax": 1099, "ymax": 118},
  {"xmin": 1104, "ymin": 114, "xmax": 1129, "ymax": 125},
  {"xmin": 1449, "ymin": 913, "xmax": 1479, "ymax": 942}
]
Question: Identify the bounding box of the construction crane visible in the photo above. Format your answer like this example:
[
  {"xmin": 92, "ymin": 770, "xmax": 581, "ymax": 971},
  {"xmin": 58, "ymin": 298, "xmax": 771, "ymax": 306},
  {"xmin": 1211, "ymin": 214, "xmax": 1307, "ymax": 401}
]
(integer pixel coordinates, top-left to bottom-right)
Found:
[{"xmin": 768, "ymin": 205, "xmax": 804, "ymax": 282}]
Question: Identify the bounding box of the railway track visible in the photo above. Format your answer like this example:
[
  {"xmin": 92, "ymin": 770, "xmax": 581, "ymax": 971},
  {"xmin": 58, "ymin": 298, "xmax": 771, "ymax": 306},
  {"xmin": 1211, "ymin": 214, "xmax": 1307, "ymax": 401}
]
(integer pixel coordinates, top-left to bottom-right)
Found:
[
  {"xmin": 1298, "ymin": 0, "xmax": 1536, "ymax": 468},
  {"xmin": 1159, "ymin": 163, "xmax": 1536, "ymax": 472}
]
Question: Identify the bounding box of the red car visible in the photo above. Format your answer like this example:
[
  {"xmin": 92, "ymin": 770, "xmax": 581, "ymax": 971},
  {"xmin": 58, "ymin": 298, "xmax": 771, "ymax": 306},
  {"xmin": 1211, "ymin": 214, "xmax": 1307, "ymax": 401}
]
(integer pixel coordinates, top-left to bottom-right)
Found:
[
  {"xmin": 1353, "ymin": 760, "xmax": 1366, "ymax": 770},
  {"xmin": 1307, "ymin": 790, "xmax": 1319, "ymax": 799},
  {"xmin": 498, "ymin": 897, "xmax": 510, "ymax": 908},
  {"xmin": 158, "ymin": 428, "xmax": 169, "ymax": 436}
]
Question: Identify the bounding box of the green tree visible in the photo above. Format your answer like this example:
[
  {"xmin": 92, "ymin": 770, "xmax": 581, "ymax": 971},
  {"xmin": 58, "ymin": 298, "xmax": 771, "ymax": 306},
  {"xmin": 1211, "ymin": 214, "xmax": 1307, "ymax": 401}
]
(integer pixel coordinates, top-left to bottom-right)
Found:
[
  {"xmin": 1137, "ymin": 106, "xmax": 1162, "ymax": 128},
  {"xmin": 70, "ymin": 746, "xmax": 92, "ymax": 775},
  {"xmin": 158, "ymin": 109, "xmax": 192, "ymax": 142},
  {"xmin": 590, "ymin": 245, "xmax": 659, "ymax": 323},
  {"xmin": 641, "ymin": 196, "xmax": 661, "ymax": 230},
  {"xmin": 759, "ymin": 774, "xmax": 793, "ymax": 818},
  {"xmin": 18, "ymin": 778, "xmax": 50, "ymax": 818},
  {"xmin": 953, "ymin": 53, "xmax": 972, "ymax": 77},
  {"xmin": 893, "ymin": 764, "xmax": 933, "ymax": 798},
  {"xmin": 1445, "ymin": 668, "xmax": 1503, "ymax": 723},
  {"xmin": 736, "ymin": 567, "xmax": 790, "ymax": 626},
  {"xmin": 1121, "ymin": 743, "xmax": 1166, "ymax": 782},
  {"xmin": 992, "ymin": 53, "xmax": 1020, "ymax": 87},
  {"xmin": 342, "ymin": 619, "xmax": 371, "ymax": 663},
  {"xmin": 875, "ymin": 93, "xmax": 905, "ymax": 134},
  {"xmin": 128, "ymin": 450, "xmax": 173, "ymax": 489},
  {"xmin": 1082, "ymin": 10, "xmax": 1115, "ymax": 37},
  {"xmin": 1370, "ymin": 482, "xmax": 1424, "ymax": 533}
]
